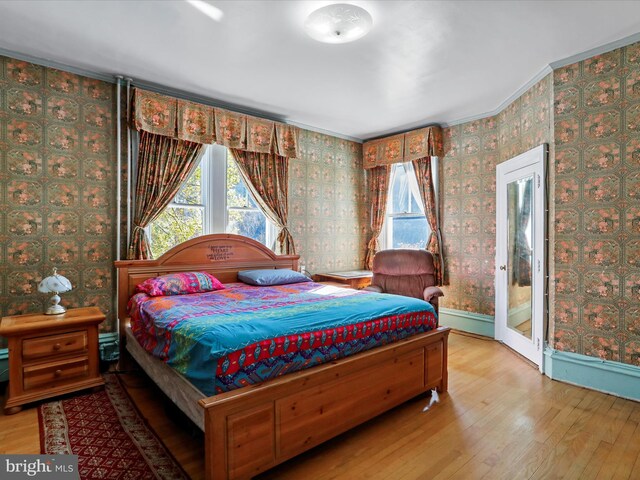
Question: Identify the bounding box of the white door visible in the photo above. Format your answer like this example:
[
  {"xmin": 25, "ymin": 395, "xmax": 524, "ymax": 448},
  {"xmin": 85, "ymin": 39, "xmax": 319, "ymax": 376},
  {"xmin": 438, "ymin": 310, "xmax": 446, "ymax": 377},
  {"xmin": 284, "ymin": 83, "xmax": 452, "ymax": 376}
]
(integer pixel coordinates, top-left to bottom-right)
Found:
[{"xmin": 495, "ymin": 145, "xmax": 546, "ymax": 371}]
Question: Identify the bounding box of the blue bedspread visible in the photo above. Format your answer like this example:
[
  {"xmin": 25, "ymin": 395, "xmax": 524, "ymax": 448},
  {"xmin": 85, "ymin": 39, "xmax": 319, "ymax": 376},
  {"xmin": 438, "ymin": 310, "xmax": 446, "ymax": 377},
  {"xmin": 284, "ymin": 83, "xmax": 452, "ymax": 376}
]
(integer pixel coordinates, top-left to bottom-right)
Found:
[{"xmin": 130, "ymin": 282, "xmax": 437, "ymax": 395}]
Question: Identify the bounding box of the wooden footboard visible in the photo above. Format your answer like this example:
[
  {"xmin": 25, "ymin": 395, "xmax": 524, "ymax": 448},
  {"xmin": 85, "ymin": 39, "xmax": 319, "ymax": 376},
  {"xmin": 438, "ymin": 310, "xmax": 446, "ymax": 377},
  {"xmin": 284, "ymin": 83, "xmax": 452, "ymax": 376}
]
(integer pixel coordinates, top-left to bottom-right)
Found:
[{"xmin": 199, "ymin": 326, "xmax": 449, "ymax": 480}]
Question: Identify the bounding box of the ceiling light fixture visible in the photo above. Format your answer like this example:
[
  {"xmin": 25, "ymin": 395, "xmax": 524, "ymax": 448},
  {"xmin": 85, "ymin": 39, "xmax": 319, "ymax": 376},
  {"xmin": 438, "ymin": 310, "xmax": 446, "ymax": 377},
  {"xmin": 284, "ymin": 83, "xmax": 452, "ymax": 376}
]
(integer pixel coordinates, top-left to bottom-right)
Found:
[
  {"xmin": 304, "ymin": 3, "xmax": 373, "ymax": 44},
  {"xmin": 185, "ymin": 0, "xmax": 224, "ymax": 22}
]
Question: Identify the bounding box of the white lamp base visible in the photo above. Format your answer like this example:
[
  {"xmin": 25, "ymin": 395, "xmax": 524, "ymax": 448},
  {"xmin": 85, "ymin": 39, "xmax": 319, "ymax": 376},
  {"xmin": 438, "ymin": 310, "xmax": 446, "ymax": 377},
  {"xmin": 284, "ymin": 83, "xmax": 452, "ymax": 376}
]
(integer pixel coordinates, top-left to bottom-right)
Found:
[{"xmin": 45, "ymin": 294, "xmax": 66, "ymax": 315}]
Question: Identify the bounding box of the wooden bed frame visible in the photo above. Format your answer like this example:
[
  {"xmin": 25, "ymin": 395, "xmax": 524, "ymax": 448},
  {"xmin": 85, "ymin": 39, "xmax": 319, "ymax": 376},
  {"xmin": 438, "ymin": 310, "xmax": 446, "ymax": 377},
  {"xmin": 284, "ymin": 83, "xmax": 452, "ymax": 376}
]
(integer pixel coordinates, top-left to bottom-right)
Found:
[{"xmin": 115, "ymin": 234, "xmax": 450, "ymax": 480}]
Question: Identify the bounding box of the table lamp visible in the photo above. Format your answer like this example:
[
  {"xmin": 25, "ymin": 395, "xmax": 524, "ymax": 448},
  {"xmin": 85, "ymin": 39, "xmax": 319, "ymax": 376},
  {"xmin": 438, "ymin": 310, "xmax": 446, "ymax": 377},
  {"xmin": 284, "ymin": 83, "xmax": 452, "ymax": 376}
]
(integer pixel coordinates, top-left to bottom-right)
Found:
[{"xmin": 38, "ymin": 267, "xmax": 72, "ymax": 315}]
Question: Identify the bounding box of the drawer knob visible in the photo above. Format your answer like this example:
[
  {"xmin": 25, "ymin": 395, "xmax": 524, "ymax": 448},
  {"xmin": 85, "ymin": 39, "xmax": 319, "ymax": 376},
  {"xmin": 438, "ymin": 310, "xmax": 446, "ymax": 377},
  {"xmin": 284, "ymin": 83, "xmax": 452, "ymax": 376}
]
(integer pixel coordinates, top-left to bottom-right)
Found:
[
  {"xmin": 53, "ymin": 343, "xmax": 62, "ymax": 351},
  {"xmin": 54, "ymin": 369, "xmax": 63, "ymax": 377}
]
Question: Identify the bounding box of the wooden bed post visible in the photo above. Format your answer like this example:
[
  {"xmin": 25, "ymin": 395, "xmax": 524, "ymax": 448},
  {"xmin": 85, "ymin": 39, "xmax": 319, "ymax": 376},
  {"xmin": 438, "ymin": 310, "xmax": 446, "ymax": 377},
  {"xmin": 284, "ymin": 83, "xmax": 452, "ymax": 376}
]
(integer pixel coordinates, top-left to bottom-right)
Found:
[{"xmin": 441, "ymin": 328, "xmax": 449, "ymax": 392}]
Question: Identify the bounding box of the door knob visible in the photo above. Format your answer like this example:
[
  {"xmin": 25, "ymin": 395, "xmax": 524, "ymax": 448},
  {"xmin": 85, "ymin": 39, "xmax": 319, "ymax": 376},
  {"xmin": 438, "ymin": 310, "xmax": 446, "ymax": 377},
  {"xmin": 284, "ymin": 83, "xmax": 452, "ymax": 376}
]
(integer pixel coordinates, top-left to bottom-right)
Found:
[{"xmin": 499, "ymin": 265, "xmax": 506, "ymax": 271}]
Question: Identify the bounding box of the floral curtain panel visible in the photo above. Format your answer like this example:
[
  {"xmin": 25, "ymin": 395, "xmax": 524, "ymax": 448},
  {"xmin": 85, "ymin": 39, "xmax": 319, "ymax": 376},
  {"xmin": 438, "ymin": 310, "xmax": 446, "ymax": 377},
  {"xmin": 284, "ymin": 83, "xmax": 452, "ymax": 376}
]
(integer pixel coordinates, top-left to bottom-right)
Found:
[
  {"xmin": 178, "ymin": 99, "xmax": 216, "ymax": 143},
  {"xmin": 364, "ymin": 165, "xmax": 391, "ymax": 270},
  {"xmin": 133, "ymin": 88, "xmax": 299, "ymax": 158},
  {"xmin": 230, "ymin": 149, "xmax": 295, "ymax": 255},
  {"xmin": 412, "ymin": 157, "xmax": 445, "ymax": 285},
  {"xmin": 128, "ymin": 131, "xmax": 205, "ymax": 260},
  {"xmin": 363, "ymin": 126, "xmax": 443, "ymax": 169}
]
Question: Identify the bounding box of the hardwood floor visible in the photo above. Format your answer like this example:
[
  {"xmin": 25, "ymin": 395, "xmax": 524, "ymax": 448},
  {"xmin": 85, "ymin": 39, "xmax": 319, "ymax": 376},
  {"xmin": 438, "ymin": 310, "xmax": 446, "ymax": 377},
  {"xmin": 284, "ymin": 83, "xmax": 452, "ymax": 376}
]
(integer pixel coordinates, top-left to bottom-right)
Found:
[{"xmin": 1, "ymin": 331, "xmax": 639, "ymax": 479}]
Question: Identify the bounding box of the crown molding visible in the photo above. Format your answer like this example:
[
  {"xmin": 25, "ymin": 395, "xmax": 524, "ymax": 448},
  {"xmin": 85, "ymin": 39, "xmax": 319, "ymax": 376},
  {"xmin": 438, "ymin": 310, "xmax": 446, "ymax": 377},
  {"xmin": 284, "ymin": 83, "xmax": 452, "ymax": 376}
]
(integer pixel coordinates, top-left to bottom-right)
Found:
[
  {"xmin": 550, "ymin": 31, "xmax": 640, "ymax": 70},
  {"xmin": 0, "ymin": 46, "xmax": 116, "ymax": 83},
  {"xmin": 439, "ymin": 31, "xmax": 640, "ymax": 128},
  {"xmin": 286, "ymin": 120, "xmax": 363, "ymax": 143},
  {"xmin": 2, "ymin": 30, "xmax": 640, "ymax": 141},
  {"xmin": 440, "ymin": 64, "xmax": 554, "ymax": 128},
  {"xmin": 367, "ymin": 62, "xmax": 553, "ymax": 136},
  {"xmin": 0, "ymin": 46, "xmax": 363, "ymax": 144}
]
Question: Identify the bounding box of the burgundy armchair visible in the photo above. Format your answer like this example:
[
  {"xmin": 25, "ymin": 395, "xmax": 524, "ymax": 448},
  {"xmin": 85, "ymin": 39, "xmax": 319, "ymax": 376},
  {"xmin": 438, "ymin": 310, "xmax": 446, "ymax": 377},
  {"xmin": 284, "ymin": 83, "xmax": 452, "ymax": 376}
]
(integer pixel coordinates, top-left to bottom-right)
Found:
[{"xmin": 365, "ymin": 249, "xmax": 444, "ymax": 316}]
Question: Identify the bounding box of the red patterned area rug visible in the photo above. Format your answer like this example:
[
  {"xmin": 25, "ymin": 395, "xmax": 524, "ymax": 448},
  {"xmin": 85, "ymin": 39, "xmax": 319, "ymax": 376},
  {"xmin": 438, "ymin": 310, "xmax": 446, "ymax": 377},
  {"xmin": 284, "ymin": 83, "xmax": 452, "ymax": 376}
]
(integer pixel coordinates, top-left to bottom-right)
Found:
[{"xmin": 38, "ymin": 374, "xmax": 189, "ymax": 479}]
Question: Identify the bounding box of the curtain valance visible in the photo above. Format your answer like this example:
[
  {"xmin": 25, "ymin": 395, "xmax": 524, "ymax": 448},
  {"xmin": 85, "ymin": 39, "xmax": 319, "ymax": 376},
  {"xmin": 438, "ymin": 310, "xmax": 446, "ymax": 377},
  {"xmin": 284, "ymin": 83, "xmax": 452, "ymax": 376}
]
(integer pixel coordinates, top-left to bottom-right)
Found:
[
  {"xmin": 133, "ymin": 89, "xmax": 299, "ymax": 158},
  {"xmin": 363, "ymin": 125, "xmax": 443, "ymax": 169}
]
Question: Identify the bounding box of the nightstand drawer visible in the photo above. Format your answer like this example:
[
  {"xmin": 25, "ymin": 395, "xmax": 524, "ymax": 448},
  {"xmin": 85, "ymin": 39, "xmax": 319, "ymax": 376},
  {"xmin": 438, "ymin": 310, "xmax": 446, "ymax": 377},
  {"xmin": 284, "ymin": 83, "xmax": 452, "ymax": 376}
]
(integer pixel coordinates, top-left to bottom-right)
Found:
[
  {"xmin": 23, "ymin": 331, "xmax": 87, "ymax": 361},
  {"xmin": 23, "ymin": 357, "xmax": 89, "ymax": 391}
]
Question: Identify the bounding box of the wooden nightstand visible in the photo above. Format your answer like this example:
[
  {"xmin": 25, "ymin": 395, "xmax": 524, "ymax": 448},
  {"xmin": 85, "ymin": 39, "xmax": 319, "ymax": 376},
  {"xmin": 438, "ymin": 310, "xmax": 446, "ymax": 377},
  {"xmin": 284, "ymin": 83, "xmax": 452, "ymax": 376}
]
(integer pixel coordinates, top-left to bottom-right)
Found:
[
  {"xmin": 0, "ymin": 307, "xmax": 105, "ymax": 415},
  {"xmin": 314, "ymin": 270, "xmax": 372, "ymax": 289}
]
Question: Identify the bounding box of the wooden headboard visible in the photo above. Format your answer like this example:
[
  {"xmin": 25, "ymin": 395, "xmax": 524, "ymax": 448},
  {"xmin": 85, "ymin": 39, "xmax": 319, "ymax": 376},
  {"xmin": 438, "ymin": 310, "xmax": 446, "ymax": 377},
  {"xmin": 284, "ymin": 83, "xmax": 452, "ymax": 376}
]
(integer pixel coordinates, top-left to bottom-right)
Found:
[{"xmin": 114, "ymin": 234, "xmax": 299, "ymax": 347}]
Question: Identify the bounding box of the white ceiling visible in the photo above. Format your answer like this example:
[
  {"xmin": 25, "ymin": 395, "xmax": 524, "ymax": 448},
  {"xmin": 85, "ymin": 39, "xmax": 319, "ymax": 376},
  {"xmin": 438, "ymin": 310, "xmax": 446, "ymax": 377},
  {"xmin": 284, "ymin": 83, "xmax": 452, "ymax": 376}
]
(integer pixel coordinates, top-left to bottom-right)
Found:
[{"xmin": 1, "ymin": 0, "xmax": 640, "ymax": 140}]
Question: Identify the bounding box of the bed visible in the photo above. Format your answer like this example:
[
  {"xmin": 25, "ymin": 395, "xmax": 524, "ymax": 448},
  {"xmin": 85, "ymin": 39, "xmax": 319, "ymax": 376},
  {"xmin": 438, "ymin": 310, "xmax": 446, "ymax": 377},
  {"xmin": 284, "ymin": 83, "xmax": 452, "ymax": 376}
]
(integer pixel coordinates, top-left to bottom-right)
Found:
[{"xmin": 116, "ymin": 234, "xmax": 450, "ymax": 480}]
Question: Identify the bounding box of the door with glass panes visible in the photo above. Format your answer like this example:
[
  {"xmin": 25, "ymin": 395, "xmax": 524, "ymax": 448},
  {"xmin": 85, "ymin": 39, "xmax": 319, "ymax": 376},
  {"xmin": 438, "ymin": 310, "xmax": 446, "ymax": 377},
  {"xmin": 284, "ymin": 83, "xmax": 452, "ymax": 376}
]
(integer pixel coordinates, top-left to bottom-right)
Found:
[{"xmin": 495, "ymin": 145, "xmax": 546, "ymax": 370}]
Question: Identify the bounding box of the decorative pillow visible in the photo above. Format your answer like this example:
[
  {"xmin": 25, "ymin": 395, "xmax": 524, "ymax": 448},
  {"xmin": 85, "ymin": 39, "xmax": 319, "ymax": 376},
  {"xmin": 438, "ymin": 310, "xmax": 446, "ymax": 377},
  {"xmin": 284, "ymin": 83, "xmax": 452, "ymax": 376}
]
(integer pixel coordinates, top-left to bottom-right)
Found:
[
  {"xmin": 238, "ymin": 268, "xmax": 311, "ymax": 286},
  {"xmin": 135, "ymin": 271, "xmax": 225, "ymax": 297}
]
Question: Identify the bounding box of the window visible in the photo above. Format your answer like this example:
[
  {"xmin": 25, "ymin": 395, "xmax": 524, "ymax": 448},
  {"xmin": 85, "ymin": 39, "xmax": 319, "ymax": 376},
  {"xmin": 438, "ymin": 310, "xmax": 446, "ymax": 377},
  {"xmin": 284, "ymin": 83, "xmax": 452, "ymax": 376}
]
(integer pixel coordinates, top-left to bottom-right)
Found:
[
  {"xmin": 149, "ymin": 145, "xmax": 275, "ymax": 258},
  {"xmin": 149, "ymin": 162, "xmax": 205, "ymax": 257},
  {"xmin": 226, "ymin": 159, "xmax": 269, "ymax": 244},
  {"xmin": 381, "ymin": 162, "xmax": 430, "ymax": 250}
]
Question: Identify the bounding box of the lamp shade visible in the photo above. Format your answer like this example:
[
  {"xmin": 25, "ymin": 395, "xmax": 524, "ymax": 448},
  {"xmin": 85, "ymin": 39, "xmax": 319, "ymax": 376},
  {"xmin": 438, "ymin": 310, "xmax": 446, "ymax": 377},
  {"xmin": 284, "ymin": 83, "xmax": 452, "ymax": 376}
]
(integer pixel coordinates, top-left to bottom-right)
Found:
[
  {"xmin": 38, "ymin": 267, "xmax": 72, "ymax": 315},
  {"xmin": 38, "ymin": 268, "xmax": 72, "ymax": 294}
]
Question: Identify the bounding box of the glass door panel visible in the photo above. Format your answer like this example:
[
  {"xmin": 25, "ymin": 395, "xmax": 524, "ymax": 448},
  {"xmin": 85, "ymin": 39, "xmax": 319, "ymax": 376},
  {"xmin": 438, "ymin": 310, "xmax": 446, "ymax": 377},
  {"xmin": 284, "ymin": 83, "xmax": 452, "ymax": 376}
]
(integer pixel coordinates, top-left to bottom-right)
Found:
[{"xmin": 506, "ymin": 176, "xmax": 533, "ymax": 340}]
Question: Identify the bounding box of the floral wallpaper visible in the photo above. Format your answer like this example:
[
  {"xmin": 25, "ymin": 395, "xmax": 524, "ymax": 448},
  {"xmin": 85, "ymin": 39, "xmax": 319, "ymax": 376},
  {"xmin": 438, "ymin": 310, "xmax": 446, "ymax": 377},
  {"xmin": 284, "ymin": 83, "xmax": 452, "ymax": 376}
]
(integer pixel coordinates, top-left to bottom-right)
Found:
[
  {"xmin": 0, "ymin": 54, "xmax": 364, "ymax": 353},
  {"xmin": 4, "ymin": 39, "xmax": 637, "ymax": 372},
  {"xmin": 0, "ymin": 56, "xmax": 116, "ymax": 347},
  {"xmin": 552, "ymin": 42, "xmax": 640, "ymax": 365},
  {"xmin": 289, "ymin": 129, "xmax": 367, "ymax": 276},
  {"xmin": 440, "ymin": 41, "xmax": 640, "ymax": 368},
  {"xmin": 440, "ymin": 75, "xmax": 553, "ymax": 316}
]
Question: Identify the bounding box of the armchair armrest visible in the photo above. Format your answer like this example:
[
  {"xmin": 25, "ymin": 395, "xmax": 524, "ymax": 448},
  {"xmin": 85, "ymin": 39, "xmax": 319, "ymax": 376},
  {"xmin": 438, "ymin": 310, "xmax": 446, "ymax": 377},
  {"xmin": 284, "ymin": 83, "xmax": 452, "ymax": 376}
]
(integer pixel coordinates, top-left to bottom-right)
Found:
[
  {"xmin": 423, "ymin": 286, "xmax": 444, "ymax": 303},
  {"xmin": 364, "ymin": 285, "xmax": 383, "ymax": 293}
]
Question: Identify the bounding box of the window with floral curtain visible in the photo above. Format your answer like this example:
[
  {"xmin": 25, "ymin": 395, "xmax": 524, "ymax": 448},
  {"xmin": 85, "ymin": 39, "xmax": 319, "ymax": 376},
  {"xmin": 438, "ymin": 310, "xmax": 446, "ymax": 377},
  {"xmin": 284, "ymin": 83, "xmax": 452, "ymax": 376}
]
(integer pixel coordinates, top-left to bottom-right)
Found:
[
  {"xmin": 362, "ymin": 126, "xmax": 444, "ymax": 283},
  {"xmin": 129, "ymin": 88, "xmax": 300, "ymax": 259},
  {"xmin": 128, "ymin": 130, "xmax": 204, "ymax": 260},
  {"xmin": 149, "ymin": 146, "xmax": 276, "ymax": 258}
]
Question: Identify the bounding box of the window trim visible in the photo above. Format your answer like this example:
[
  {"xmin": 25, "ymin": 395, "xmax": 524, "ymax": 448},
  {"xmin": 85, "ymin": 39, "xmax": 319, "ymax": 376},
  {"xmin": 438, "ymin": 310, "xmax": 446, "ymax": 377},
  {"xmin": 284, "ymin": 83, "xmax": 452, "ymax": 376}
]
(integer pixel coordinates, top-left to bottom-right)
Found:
[{"xmin": 203, "ymin": 144, "xmax": 227, "ymax": 234}]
